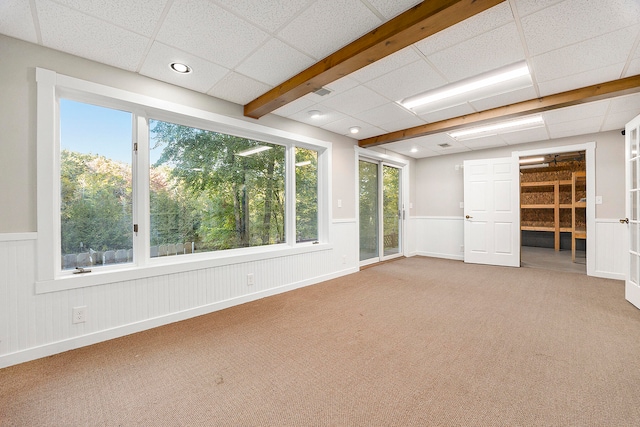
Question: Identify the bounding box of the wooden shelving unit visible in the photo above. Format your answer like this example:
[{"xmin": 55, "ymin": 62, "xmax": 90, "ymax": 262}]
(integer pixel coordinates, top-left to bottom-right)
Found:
[
  {"xmin": 572, "ymin": 171, "xmax": 587, "ymax": 261},
  {"xmin": 520, "ymin": 179, "xmax": 572, "ymax": 250}
]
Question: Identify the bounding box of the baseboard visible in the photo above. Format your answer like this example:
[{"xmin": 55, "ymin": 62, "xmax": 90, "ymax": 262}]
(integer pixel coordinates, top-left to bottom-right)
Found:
[
  {"xmin": 0, "ymin": 266, "xmax": 359, "ymax": 369},
  {"xmin": 592, "ymin": 271, "xmax": 625, "ymax": 281},
  {"xmin": 415, "ymin": 251, "xmax": 464, "ymax": 261}
]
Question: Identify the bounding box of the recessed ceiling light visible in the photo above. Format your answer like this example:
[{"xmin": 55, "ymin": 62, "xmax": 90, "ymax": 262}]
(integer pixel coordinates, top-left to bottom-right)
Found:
[
  {"xmin": 170, "ymin": 62, "xmax": 192, "ymax": 74},
  {"xmin": 308, "ymin": 110, "xmax": 322, "ymax": 119},
  {"xmin": 448, "ymin": 115, "xmax": 545, "ymax": 141},
  {"xmin": 349, "ymin": 126, "xmax": 361, "ymax": 134},
  {"xmin": 410, "ymin": 148, "xmax": 418, "ymax": 153},
  {"xmin": 399, "ymin": 61, "xmax": 531, "ymax": 112}
]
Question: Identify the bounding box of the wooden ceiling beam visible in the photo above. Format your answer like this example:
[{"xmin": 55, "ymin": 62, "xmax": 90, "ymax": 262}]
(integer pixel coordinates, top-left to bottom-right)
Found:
[
  {"xmin": 243, "ymin": 0, "xmax": 505, "ymax": 119},
  {"xmin": 359, "ymin": 74, "xmax": 640, "ymax": 147}
]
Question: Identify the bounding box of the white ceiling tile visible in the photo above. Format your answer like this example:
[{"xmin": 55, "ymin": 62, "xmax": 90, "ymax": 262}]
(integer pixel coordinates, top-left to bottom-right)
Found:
[
  {"xmin": 430, "ymin": 145, "xmax": 471, "ymax": 155},
  {"xmin": 537, "ymin": 63, "xmax": 624, "ymax": 96},
  {"xmin": 272, "ymin": 97, "xmax": 317, "ymax": 118},
  {"xmin": 0, "ymin": 0, "xmax": 38, "ymax": 43},
  {"xmin": 427, "ymin": 23, "xmax": 525, "ymax": 81},
  {"xmin": 356, "ymin": 102, "xmax": 425, "ymax": 130},
  {"xmin": 531, "ymin": 26, "xmax": 637, "ymax": 83},
  {"xmin": 547, "ymin": 117, "xmax": 603, "ymax": 139},
  {"xmin": 52, "ymin": 0, "xmax": 168, "ymax": 36},
  {"xmin": 157, "ymin": 0, "xmax": 268, "ymax": 69},
  {"xmin": 139, "ymin": 42, "xmax": 229, "ymax": 93},
  {"xmin": 608, "ymin": 93, "xmax": 640, "ymax": 114},
  {"xmin": 461, "ymin": 135, "xmax": 508, "ymax": 150},
  {"xmin": 36, "ymin": 0, "xmax": 149, "ymax": 71},
  {"xmin": 213, "ymin": 0, "xmax": 314, "ymax": 33},
  {"xmin": 236, "ymin": 39, "xmax": 314, "ymax": 86},
  {"xmin": 511, "ymin": 0, "xmax": 564, "ymax": 17},
  {"xmin": 319, "ymin": 85, "xmax": 389, "ymax": 116},
  {"xmin": 469, "ymin": 86, "xmax": 538, "ymax": 112},
  {"xmin": 500, "ymin": 126, "xmax": 550, "ymax": 145},
  {"xmin": 321, "ymin": 117, "xmax": 384, "ymax": 139},
  {"xmin": 415, "ymin": 2, "xmax": 514, "ymax": 56},
  {"xmin": 349, "ymin": 46, "xmax": 422, "ymax": 84},
  {"xmin": 383, "ymin": 139, "xmax": 439, "ymax": 158},
  {"xmin": 602, "ymin": 111, "xmax": 640, "ymax": 132},
  {"xmin": 325, "ymin": 76, "xmax": 361, "ymax": 94},
  {"xmin": 411, "ymin": 133, "xmax": 461, "ymax": 150},
  {"xmin": 365, "ymin": 0, "xmax": 421, "ymax": 19},
  {"xmin": 542, "ymin": 101, "xmax": 611, "ymax": 125},
  {"xmin": 364, "ymin": 59, "xmax": 447, "ymax": 101},
  {"xmin": 287, "ymin": 107, "xmax": 348, "ymax": 127},
  {"xmin": 207, "ymin": 72, "xmax": 272, "ymax": 105},
  {"xmin": 521, "ymin": 0, "xmax": 640, "ymax": 55},
  {"xmin": 417, "ymin": 103, "xmax": 476, "ymax": 124},
  {"xmin": 625, "ymin": 57, "xmax": 640, "ymax": 78},
  {"xmin": 278, "ymin": 0, "xmax": 380, "ymax": 60}
]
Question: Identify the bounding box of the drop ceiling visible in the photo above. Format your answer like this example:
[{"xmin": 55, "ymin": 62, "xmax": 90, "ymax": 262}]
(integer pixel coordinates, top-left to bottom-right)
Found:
[{"xmin": 1, "ymin": 0, "xmax": 639, "ymax": 159}]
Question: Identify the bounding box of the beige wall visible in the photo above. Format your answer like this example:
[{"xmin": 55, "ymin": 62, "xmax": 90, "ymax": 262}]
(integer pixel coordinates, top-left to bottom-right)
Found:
[
  {"xmin": 1, "ymin": 33, "xmax": 628, "ymax": 232},
  {"xmin": 0, "ymin": 35, "xmax": 358, "ymax": 233},
  {"xmin": 414, "ymin": 130, "xmax": 625, "ymax": 219}
]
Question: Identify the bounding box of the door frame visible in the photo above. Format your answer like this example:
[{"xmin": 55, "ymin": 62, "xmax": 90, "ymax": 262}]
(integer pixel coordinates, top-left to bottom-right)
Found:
[
  {"xmin": 513, "ymin": 142, "xmax": 596, "ymax": 276},
  {"xmin": 355, "ymin": 147, "xmax": 409, "ymax": 267}
]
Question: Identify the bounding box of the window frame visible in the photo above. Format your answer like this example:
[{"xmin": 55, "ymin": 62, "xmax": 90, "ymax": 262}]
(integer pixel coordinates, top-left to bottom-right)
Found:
[{"xmin": 36, "ymin": 68, "xmax": 331, "ymax": 293}]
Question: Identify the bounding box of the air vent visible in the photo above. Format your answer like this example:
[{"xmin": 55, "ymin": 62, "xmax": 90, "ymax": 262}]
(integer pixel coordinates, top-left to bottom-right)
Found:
[
  {"xmin": 438, "ymin": 143, "xmax": 452, "ymax": 148},
  {"xmin": 313, "ymin": 87, "xmax": 332, "ymax": 96}
]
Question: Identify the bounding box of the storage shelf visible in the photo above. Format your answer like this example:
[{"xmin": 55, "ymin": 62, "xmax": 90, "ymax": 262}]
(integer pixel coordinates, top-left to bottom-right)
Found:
[
  {"xmin": 521, "ymin": 180, "xmax": 572, "ymax": 188},
  {"xmin": 521, "ymin": 171, "xmax": 586, "ymax": 253},
  {"xmin": 521, "ymin": 225, "xmax": 572, "ymax": 232}
]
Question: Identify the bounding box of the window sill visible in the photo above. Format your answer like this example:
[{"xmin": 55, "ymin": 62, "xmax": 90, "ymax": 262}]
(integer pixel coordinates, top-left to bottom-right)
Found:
[{"xmin": 35, "ymin": 242, "xmax": 332, "ymax": 294}]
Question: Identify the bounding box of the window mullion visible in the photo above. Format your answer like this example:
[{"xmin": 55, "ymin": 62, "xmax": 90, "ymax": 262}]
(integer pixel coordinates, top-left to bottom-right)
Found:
[
  {"xmin": 286, "ymin": 145, "xmax": 296, "ymax": 245},
  {"xmin": 135, "ymin": 114, "xmax": 150, "ymax": 266}
]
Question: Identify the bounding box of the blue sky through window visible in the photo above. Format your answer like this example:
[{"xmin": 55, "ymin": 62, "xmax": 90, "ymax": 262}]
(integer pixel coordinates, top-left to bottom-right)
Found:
[{"xmin": 60, "ymin": 99, "xmax": 163, "ymax": 165}]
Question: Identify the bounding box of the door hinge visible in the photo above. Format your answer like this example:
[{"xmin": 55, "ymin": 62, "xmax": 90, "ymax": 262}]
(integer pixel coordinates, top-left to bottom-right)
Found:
[
  {"xmin": 133, "ymin": 142, "xmax": 138, "ymax": 153},
  {"xmin": 133, "ymin": 224, "xmax": 139, "ymax": 233}
]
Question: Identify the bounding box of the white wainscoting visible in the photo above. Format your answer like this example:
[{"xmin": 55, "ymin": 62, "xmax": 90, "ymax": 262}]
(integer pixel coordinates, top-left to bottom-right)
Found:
[
  {"xmin": 0, "ymin": 221, "xmax": 358, "ymax": 368},
  {"xmin": 593, "ymin": 219, "xmax": 626, "ymax": 280},
  {"xmin": 409, "ymin": 216, "xmax": 626, "ymax": 280},
  {"xmin": 411, "ymin": 216, "xmax": 465, "ymax": 260}
]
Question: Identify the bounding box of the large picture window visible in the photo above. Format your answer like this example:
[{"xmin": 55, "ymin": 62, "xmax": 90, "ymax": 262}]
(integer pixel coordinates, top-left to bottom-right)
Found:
[
  {"xmin": 36, "ymin": 68, "xmax": 330, "ymax": 289},
  {"xmin": 149, "ymin": 120, "xmax": 286, "ymax": 256}
]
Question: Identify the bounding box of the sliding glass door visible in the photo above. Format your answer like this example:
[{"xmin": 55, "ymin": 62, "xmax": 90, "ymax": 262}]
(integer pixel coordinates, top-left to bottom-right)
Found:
[{"xmin": 359, "ymin": 159, "xmax": 403, "ymax": 265}]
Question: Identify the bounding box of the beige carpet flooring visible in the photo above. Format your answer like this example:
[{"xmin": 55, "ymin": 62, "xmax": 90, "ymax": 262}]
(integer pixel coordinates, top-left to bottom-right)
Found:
[{"xmin": 2, "ymin": 256, "xmax": 640, "ymax": 426}]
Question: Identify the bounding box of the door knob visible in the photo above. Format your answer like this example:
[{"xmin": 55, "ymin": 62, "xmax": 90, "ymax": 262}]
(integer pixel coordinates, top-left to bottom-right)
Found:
[
  {"xmin": 465, "ymin": 215, "xmax": 473, "ymax": 219},
  {"xmin": 620, "ymin": 218, "xmax": 629, "ymax": 224}
]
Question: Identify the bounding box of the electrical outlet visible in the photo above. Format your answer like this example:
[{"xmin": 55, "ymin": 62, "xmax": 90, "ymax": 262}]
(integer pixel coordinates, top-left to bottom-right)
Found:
[
  {"xmin": 342, "ymin": 255, "xmax": 346, "ymax": 264},
  {"xmin": 247, "ymin": 273, "xmax": 254, "ymax": 286},
  {"xmin": 72, "ymin": 306, "xmax": 87, "ymax": 324},
  {"xmin": 460, "ymin": 245, "xmax": 464, "ymax": 252}
]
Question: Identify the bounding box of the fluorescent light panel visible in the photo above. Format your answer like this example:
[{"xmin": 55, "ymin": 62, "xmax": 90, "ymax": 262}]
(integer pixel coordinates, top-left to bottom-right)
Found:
[
  {"xmin": 448, "ymin": 115, "xmax": 545, "ymax": 141},
  {"xmin": 237, "ymin": 146, "xmax": 272, "ymax": 157},
  {"xmin": 520, "ymin": 163, "xmax": 549, "ymax": 170},
  {"xmin": 400, "ymin": 62, "xmax": 530, "ymax": 111},
  {"xmin": 519, "ymin": 156, "xmax": 546, "ymax": 164}
]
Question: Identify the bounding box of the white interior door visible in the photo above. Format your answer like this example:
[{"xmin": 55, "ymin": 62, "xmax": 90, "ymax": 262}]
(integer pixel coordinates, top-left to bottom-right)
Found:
[
  {"xmin": 625, "ymin": 113, "xmax": 640, "ymax": 309},
  {"xmin": 464, "ymin": 157, "xmax": 520, "ymax": 267}
]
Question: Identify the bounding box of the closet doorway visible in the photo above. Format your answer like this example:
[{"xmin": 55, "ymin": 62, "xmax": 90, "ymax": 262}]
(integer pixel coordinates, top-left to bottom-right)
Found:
[{"xmin": 518, "ymin": 148, "xmax": 591, "ymax": 274}]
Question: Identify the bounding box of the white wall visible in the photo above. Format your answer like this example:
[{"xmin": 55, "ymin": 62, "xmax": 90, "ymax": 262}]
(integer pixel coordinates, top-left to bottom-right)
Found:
[{"xmin": 0, "ymin": 35, "xmax": 360, "ymax": 368}]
